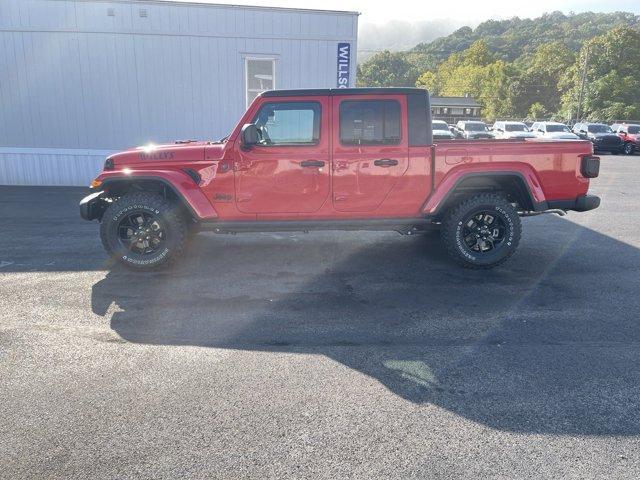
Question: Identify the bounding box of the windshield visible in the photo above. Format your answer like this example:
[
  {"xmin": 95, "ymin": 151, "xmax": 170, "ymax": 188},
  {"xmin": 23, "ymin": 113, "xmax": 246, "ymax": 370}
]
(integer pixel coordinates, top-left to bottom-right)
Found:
[
  {"xmin": 588, "ymin": 124, "xmax": 613, "ymax": 134},
  {"xmin": 432, "ymin": 122, "xmax": 449, "ymax": 131},
  {"xmin": 628, "ymin": 126, "xmax": 640, "ymax": 134},
  {"xmin": 505, "ymin": 124, "xmax": 527, "ymax": 132},
  {"xmin": 545, "ymin": 124, "xmax": 571, "ymax": 133},
  {"xmin": 465, "ymin": 123, "xmax": 487, "ymax": 132}
]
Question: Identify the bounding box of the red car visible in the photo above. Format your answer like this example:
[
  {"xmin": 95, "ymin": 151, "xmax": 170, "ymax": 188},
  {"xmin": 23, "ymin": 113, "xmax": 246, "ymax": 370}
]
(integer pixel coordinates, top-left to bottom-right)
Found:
[
  {"xmin": 80, "ymin": 88, "xmax": 600, "ymax": 270},
  {"xmin": 615, "ymin": 124, "xmax": 640, "ymax": 155}
]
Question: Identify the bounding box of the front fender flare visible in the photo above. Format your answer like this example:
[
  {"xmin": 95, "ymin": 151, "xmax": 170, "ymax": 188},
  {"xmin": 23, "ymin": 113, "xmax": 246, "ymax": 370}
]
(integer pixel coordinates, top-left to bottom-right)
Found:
[{"xmin": 96, "ymin": 169, "xmax": 218, "ymax": 220}]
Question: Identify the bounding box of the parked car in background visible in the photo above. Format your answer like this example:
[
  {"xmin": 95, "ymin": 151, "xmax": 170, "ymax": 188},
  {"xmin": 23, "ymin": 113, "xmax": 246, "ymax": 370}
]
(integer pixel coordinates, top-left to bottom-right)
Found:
[
  {"xmin": 432, "ymin": 120, "xmax": 456, "ymax": 139},
  {"xmin": 531, "ymin": 121, "xmax": 580, "ymax": 140},
  {"xmin": 453, "ymin": 121, "xmax": 494, "ymax": 139},
  {"xmin": 492, "ymin": 121, "xmax": 536, "ymax": 139},
  {"xmin": 615, "ymin": 124, "xmax": 640, "ymax": 155},
  {"xmin": 573, "ymin": 122, "xmax": 623, "ymax": 154}
]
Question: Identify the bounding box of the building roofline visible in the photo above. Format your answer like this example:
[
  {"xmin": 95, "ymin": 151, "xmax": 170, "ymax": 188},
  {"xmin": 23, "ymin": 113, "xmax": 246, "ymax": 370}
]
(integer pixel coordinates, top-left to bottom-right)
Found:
[{"xmin": 44, "ymin": 0, "xmax": 360, "ymax": 16}]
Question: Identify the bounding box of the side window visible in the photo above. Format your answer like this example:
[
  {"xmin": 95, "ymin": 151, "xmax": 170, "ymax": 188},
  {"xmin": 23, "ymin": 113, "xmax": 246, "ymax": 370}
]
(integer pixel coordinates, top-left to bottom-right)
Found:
[
  {"xmin": 339, "ymin": 100, "xmax": 401, "ymax": 145},
  {"xmin": 251, "ymin": 102, "xmax": 321, "ymax": 146},
  {"xmin": 246, "ymin": 58, "xmax": 275, "ymax": 108}
]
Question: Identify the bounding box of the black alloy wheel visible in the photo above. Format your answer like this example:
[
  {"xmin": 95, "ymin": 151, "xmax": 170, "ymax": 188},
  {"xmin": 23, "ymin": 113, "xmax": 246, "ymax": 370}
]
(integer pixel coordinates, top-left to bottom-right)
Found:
[
  {"xmin": 117, "ymin": 212, "xmax": 166, "ymax": 255},
  {"xmin": 460, "ymin": 211, "xmax": 507, "ymax": 254},
  {"xmin": 624, "ymin": 143, "xmax": 635, "ymax": 155}
]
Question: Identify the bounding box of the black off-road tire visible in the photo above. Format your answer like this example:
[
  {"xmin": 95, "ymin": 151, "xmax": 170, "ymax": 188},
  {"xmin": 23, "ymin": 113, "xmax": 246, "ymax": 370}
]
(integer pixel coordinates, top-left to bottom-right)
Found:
[
  {"xmin": 100, "ymin": 192, "xmax": 188, "ymax": 270},
  {"xmin": 440, "ymin": 193, "xmax": 522, "ymax": 269}
]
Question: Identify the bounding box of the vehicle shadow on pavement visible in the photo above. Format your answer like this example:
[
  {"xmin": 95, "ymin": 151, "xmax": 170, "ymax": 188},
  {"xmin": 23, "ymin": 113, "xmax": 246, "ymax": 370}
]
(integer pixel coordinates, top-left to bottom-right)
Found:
[{"xmin": 91, "ymin": 214, "xmax": 640, "ymax": 436}]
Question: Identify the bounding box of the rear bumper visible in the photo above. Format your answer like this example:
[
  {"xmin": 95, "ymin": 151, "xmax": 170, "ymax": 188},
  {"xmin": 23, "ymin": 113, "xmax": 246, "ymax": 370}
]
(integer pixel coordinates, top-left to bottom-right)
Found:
[
  {"xmin": 547, "ymin": 194, "xmax": 601, "ymax": 212},
  {"xmin": 79, "ymin": 191, "xmax": 106, "ymax": 221}
]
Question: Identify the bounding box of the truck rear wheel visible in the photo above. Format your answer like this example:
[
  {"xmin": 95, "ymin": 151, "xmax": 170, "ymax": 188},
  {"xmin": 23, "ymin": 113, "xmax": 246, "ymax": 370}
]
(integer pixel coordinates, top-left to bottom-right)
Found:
[
  {"xmin": 440, "ymin": 193, "xmax": 521, "ymax": 269},
  {"xmin": 100, "ymin": 192, "xmax": 188, "ymax": 270}
]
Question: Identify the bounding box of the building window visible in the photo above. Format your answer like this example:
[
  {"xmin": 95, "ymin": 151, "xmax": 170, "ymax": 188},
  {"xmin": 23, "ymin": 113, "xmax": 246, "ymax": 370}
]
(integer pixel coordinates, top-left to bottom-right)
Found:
[
  {"xmin": 339, "ymin": 100, "xmax": 401, "ymax": 145},
  {"xmin": 251, "ymin": 102, "xmax": 321, "ymax": 145},
  {"xmin": 246, "ymin": 58, "xmax": 275, "ymax": 108}
]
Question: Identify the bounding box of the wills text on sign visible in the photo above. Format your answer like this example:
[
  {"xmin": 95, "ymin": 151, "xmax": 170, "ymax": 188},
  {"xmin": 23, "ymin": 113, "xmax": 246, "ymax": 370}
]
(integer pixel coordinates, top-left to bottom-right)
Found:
[{"xmin": 337, "ymin": 43, "xmax": 351, "ymax": 88}]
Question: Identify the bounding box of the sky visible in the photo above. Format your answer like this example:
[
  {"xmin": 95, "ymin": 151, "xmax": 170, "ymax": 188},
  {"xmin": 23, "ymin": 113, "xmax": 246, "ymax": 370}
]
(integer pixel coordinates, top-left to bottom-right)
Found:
[{"xmin": 166, "ymin": 0, "xmax": 640, "ymax": 24}]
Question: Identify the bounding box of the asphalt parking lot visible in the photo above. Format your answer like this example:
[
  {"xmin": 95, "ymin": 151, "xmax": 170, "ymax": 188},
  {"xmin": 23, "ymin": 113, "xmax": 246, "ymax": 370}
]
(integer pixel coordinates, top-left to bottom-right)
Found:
[{"xmin": 1, "ymin": 154, "xmax": 640, "ymax": 479}]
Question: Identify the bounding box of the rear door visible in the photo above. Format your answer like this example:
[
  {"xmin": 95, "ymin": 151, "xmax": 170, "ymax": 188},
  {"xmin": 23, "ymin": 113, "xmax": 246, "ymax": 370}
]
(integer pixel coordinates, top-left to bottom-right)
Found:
[
  {"xmin": 331, "ymin": 95, "xmax": 409, "ymax": 212},
  {"xmin": 233, "ymin": 98, "xmax": 330, "ymax": 214}
]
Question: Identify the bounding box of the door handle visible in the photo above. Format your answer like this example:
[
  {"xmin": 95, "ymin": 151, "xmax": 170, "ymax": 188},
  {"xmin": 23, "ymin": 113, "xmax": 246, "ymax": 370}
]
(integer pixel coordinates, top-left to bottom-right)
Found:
[
  {"xmin": 373, "ymin": 158, "xmax": 398, "ymax": 167},
  {"xmin": 300, "ymin": 160, "xmax": 325, "ymax": 168}
]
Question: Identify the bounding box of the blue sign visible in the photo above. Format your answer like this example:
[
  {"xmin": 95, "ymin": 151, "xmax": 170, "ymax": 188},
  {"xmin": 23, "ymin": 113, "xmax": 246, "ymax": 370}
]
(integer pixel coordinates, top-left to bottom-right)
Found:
[{"xmin": 336, "ymin": 42, "xmax": 351, "ymax": 88}]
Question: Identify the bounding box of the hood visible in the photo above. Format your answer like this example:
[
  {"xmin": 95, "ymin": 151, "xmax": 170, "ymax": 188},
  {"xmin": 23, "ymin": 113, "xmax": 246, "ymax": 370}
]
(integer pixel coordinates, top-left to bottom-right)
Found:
[
  {"xmin": 589, "ymin": 133, "xmax": 619, "ymax": 140},
  {"xmin": 544, "ymin": 132, "xmax": 579, "ymax": 140},
  {"xmin": 503, "ymin": 131, "xmax": 536, "ymax": 139},
  {"xmin": 106, "ymin": 141, "xmax": 223, "ymax": 168},
  {"xmin": 433, "ymin": 131, "xmax": 455, "ymax": 139},
  {"xmin": 466, "ymin": 131, "xmax": 494, "ymax": 138}
]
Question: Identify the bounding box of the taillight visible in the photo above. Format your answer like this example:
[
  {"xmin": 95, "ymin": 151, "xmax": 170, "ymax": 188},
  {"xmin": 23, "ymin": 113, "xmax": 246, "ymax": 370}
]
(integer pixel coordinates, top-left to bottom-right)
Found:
[{"xmin": 580, "ymin": 155, "xmax": 600, "ymax": 178}]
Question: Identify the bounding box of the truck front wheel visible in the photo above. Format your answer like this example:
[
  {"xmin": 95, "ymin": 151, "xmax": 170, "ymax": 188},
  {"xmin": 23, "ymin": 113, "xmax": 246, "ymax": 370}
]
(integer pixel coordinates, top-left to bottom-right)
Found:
[
  {"xmin": 100, "ymin": 192, "xmax": 188, "ymax": 270},
  {"xmin": 440, "ymin": 193, "xmax": 521, "ymax": 269}
]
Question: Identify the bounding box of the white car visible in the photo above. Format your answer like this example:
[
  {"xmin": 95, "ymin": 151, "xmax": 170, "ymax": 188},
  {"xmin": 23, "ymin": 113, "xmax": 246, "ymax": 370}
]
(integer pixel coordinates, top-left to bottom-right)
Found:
[
  {"xmin": 492, "ymin": 121, "xmax": 536, "ymax": 139},
  {"xmin": 432, "ymin": 120, "xmax": 455, "ymax": 139},
  {"xmin": 531, "ymin": 121, "xmax": 579, "ymax": 140}
]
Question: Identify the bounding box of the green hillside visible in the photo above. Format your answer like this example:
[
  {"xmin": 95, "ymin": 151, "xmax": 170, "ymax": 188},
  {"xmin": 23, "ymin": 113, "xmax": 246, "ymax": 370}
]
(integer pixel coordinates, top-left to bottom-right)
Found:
[
  {"xmin": 412, "ymin": 11, "xmax": 639, "ymax": 62},
  {"xmin": 357, "ymin": 12, "xmax": 640, "ymax": 121}
]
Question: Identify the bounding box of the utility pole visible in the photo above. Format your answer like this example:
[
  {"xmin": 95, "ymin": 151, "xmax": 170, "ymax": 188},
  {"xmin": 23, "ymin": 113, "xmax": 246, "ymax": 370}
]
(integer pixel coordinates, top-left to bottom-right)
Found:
[{"xmin": 575, "ymin": 45, "xmax": 590, "ymax": 124}]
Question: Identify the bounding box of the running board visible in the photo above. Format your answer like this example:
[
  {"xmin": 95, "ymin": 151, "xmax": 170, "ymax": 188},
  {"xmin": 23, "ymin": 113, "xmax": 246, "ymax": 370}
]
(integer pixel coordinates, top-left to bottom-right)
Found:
[{"xmin": 199, "ymin": 218, "xmax": 435, "ymax": 235}]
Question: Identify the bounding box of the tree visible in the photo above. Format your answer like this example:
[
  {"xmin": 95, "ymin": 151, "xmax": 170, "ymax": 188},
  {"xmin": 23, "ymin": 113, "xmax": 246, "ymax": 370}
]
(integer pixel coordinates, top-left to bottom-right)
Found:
[
  {"xmin": 510, "ymin": 42, "xmax": 575, "ymax": 116},
  {"xmin": 356, "ymin": 51, "xmax": 418, "ymax": 87},
  {"xmin": 415, "ymin": 71, "xmax": 439, "ymax": 94},
  {"xmin": 413, "ymin": 41, "xmax": 518, "ymax": 120},
  {"xmin": 561, "ymin": 26, "xmax": 640, "ymax": 121},
  {"xmin": 528, "ymin": 102, "xmax": 548, "ymax": 120}
]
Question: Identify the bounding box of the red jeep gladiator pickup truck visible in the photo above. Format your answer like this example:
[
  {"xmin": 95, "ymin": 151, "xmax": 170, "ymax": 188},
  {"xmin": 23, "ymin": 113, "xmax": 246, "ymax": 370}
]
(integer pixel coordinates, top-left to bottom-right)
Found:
[{"xmin": 80, "ymin": 88, "xmax": 600, "ymax": 270}]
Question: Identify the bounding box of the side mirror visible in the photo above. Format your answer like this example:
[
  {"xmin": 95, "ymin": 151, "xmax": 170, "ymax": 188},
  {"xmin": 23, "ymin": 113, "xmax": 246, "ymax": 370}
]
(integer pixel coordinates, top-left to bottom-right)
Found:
[
  {"xmin": 241, "ymin": 124, "xmax": 259, "ymax": 149},
  {"xmin": 580, "ymin": 130, "xmax": 587, "ymax": 134}
]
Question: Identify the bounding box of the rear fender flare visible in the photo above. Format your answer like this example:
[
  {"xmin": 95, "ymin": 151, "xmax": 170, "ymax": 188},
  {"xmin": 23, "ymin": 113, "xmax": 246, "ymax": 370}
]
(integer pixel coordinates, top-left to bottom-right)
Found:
[{"xmin": 423, "ymin": 167, "xmax": 546, "ymax": 217}]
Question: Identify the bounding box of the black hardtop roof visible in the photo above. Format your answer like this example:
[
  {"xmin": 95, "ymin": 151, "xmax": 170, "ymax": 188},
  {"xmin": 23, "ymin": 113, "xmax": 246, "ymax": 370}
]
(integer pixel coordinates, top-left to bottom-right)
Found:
[{"xmin": 260, "ymin": 88, "xmax": 428, "ymax": 98}]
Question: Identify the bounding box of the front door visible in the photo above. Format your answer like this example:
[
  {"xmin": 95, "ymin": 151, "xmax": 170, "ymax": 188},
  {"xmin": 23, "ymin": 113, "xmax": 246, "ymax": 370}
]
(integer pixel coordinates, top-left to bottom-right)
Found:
[
  {"xmin": 331, "ymin": 95, "xmax": 409, "ymax": 212},
  {"xmin": 234, "ymin": 98, "xmax": 330, "ymax": 214}
]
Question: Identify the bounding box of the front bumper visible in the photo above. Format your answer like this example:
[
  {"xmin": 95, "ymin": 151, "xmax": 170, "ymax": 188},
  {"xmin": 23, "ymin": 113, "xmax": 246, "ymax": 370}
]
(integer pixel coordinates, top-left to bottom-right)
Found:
[
  {"xmin": 547, "ymin": 194, "xmax": 601, "ymax": 212},
  {"xmin": 79, "ymin": 191, "xmax": 106, "ymax": 221}
]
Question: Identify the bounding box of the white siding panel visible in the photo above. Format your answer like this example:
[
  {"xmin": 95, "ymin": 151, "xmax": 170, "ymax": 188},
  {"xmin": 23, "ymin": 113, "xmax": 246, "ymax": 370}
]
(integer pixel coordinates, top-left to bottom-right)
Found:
[
  {"xmin": 0, "ymin": 148, "xmax": 113, "ymax": 186},
  {"xmin": 0, "ymin": 0, "xmax": 358, "ymax": 185}
]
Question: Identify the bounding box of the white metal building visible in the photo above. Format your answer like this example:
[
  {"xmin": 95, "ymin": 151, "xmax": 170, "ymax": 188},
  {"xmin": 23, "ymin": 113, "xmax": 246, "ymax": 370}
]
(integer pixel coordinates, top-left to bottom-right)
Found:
[{"xmin": 0, "ymin": 0, "xmax": 359, "ymax": 185}]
